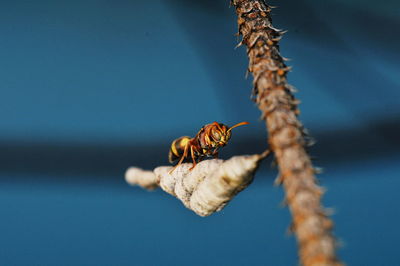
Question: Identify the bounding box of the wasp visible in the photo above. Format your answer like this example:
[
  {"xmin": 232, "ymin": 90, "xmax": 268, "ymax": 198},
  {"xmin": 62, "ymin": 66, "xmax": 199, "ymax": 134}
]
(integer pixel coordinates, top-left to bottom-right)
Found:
[{"xmin": 168, "ymin": 121, "xmax": 249, "ymax": 173}]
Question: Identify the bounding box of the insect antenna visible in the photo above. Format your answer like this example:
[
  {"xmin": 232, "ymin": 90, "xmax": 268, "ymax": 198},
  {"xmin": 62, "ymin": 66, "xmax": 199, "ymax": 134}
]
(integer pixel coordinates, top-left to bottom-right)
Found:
[{"xmin": 227, "ymin": 121, "xmax": 250, "ymax": 132}]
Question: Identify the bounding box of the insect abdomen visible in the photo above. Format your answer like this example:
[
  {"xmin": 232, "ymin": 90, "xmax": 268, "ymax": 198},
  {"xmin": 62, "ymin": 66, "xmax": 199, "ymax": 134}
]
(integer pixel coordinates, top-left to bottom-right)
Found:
[{"xmin": 168, "ymin": 136, "xmax": 191, "ymax": 163}]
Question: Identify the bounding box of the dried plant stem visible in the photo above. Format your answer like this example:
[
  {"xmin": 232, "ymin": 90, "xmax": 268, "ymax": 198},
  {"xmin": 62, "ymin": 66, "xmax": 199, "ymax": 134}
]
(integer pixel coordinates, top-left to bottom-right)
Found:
[{"xmin": 231, "ymin": 1, "xmax": 342, "ymax": 265}]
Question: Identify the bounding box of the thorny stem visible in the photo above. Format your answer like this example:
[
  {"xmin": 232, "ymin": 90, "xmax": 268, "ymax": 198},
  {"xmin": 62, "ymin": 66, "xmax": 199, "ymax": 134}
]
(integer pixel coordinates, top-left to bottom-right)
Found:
[{"xmin": 231, "ymin": 1, "xmax": 342, "ymax": 265}]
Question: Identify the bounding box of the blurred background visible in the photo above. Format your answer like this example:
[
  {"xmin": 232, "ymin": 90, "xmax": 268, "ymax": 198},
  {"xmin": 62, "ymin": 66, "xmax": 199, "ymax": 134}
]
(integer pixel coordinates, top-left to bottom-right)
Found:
[{"xmin": 0, "ymin": 0, "xmax": 399, "ymax": 265}]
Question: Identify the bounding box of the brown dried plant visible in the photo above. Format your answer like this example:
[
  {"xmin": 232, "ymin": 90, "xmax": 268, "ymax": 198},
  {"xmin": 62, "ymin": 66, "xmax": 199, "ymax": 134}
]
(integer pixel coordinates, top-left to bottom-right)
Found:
[{"xmin": 231, "ymin": 0, "xmax": 342, "ymax": 265}]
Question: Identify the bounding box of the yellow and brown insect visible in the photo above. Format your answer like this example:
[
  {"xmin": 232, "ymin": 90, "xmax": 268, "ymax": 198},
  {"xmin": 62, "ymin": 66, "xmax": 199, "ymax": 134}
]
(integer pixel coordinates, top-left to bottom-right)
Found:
[{"xmin": 168, "ymin": 121, "xmax": 249, "ymax": 173}]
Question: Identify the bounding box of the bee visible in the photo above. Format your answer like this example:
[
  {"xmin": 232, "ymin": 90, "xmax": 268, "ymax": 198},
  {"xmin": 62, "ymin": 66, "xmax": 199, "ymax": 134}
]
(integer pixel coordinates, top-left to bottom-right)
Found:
[{"xmin": 168, "ymin": 121, "xmax": 249, "ymax": 173}]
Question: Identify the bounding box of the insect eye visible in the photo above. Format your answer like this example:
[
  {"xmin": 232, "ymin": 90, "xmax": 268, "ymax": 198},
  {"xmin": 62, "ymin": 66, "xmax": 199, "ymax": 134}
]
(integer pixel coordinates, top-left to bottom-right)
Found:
[{"xmin": 212, "ymin": 130, "xmax": 221, "ymax": 140}]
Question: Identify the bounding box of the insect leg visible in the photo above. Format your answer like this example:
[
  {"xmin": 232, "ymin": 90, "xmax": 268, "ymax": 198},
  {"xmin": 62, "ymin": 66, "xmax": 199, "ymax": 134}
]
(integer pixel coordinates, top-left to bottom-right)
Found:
[
  {"xmin": 189, "ymin": 145, "xmax": 197, "ymax": 171},
  {"xmin": 169, "ymin": 142, "xmax": 190, "ymax": 174},
  {"xmin": 212, "ymin": 151, "xmax": 219, "ymax": 159}
]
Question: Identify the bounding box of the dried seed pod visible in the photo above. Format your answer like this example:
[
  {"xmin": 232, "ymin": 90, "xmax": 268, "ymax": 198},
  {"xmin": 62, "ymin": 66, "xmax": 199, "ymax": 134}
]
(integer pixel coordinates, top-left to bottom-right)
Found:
[
  {"xmin": 125, "ymin": 167, "xmax": 158, "ymax": 190},
  {"xmin": 125, "ymin": 152, "xmax": 269, "ymax": 217}
]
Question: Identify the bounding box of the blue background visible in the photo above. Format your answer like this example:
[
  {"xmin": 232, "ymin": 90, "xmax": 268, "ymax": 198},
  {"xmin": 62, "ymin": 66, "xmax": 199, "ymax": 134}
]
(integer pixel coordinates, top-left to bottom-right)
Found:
[{"xmin": 0, "ymin": 0, "xmax": 399, "ymax": 265}]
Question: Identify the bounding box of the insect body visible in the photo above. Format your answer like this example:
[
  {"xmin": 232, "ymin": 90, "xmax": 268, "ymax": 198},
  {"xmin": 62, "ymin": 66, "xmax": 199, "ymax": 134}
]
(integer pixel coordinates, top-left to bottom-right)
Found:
[{"xmin": 168, "ymin": 121, "xmax": 249, "ymax": 173}]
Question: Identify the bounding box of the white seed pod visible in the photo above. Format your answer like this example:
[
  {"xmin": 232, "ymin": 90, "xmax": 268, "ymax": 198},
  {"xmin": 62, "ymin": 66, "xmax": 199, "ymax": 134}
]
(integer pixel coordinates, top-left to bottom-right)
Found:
[
  {"xmin": 125, "ymin": 151, "xmax": 269, "ymax": 217},
  {"xmin": 125, "ymin": 167, "xmax": 158, "ymax": 190}
]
